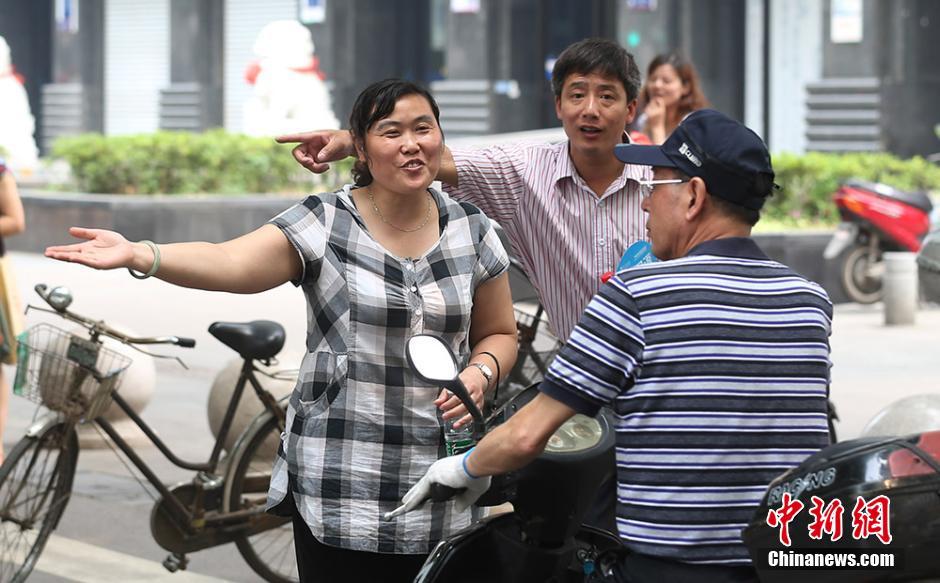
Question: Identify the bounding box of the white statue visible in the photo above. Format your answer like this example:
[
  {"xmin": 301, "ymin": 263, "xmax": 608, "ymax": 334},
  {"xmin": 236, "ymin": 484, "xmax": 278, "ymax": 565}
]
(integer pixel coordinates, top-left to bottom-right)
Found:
[
  {"xmin": 243, "ymin": 21, "xmax": 340, "ymax": 137},
  {"xmin": 0, "ymin": 36, "xmax": 39, "ymax": 173}
]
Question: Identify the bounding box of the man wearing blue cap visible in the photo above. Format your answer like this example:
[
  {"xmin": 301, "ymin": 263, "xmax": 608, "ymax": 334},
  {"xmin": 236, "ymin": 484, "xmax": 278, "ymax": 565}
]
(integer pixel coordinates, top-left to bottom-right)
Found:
[{"xmin": 395, "ymin": 110, "xmax": 834, "ymax": 581}]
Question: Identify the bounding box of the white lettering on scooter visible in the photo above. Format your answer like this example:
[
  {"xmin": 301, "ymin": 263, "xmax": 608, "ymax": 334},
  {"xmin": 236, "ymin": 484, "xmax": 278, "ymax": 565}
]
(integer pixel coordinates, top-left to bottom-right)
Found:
[{"xmin": 767, "ymin": 467, "xmax": 837, "ymax": 505}]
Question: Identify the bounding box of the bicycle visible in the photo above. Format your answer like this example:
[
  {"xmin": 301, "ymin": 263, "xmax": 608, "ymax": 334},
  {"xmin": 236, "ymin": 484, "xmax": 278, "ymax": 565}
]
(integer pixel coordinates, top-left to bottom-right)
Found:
[
  {"xmin": 0, "ymin": 283, "xmax": 297, "ymax": 583},
  {"xmin": 495, "ymin": 258, "xmax": 563, "ymax": 407}
]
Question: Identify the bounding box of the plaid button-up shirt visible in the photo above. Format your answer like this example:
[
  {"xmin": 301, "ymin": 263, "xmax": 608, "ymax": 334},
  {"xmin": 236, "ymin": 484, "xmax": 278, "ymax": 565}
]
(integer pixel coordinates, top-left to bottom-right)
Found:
[{"xmin": 265, "ymin": 185, "xmax": 509, "ymax": 554}]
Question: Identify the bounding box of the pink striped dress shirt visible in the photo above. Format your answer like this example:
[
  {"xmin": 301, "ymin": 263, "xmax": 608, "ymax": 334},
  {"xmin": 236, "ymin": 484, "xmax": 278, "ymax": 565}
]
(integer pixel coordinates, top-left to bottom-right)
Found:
[{"xmin": 447, "ymin": 140, "xmax": 651, "ymax": 341}]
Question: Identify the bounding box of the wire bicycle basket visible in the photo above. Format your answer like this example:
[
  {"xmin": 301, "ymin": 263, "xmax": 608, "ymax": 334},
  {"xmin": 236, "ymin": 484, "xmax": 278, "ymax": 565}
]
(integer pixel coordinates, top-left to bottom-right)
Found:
[{"xmin": 12, "ymin": 323, "xmax": 133, "ymax": 422}]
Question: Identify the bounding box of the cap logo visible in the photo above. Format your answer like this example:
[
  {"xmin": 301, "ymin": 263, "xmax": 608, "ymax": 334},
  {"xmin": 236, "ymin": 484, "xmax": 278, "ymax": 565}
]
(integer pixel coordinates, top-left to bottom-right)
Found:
[{"xmin": 678, "ymin": 142, "xmax": 702, "ymax": 167}]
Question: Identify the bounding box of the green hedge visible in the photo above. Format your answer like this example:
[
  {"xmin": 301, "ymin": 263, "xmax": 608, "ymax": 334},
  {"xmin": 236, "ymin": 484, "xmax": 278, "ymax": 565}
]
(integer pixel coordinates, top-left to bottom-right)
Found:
[
  {"xmin": 765, "ymin": 152, "xmax": 940, "ymax": 227},
  {"xmin": 52, "ymin": 132, "xmax": 940, "ymax": 225},
  {"xmin": 52, "ymin": 130, "xmax": 354, "ymax": 195}
]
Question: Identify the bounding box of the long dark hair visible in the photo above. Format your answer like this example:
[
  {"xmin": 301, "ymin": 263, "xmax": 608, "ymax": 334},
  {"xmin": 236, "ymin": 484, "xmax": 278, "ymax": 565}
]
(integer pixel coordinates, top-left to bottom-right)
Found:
[
  {"xmin": 348, "ymin": 79, "xmax": 442, "ymax": 186},
  {"xmin": 639, "ymin": 52, "xmax": 710, "ymax": 118}
]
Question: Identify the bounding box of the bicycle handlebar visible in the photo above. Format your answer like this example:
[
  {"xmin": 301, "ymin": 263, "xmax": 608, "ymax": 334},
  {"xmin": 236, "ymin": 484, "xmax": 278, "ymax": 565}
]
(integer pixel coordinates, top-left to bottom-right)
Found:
[{"xmin": 32, "ymin": 283, "xmax": 196, "ymax": 349}]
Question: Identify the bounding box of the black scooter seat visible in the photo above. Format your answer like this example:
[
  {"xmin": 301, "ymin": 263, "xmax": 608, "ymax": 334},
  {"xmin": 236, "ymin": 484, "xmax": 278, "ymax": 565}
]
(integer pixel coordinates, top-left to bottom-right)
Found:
[{"xmin": 209, "ymin": 320, "xmax": 285, "ymax": 360}]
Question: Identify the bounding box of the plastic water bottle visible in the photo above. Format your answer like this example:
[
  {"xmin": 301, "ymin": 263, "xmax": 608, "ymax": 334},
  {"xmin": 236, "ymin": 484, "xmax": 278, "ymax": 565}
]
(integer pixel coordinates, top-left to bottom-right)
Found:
[{"xmin": 443, "ymin": 416, "xmax": 475, "ymax": 457}]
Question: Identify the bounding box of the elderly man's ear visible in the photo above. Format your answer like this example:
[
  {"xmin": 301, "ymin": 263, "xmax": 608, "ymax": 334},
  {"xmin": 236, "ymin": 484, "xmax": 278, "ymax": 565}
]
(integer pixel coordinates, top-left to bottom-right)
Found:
[{"xmin": 684, "ymin": 177, "xmax": 709, "ymax": 221}]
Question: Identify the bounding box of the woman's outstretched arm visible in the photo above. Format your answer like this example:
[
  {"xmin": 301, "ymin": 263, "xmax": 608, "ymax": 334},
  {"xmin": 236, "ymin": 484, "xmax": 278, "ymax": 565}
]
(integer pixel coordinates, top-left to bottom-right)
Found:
[{"xmin": 45, "ymin": 224, "xmax": 302, "ymax": 294}]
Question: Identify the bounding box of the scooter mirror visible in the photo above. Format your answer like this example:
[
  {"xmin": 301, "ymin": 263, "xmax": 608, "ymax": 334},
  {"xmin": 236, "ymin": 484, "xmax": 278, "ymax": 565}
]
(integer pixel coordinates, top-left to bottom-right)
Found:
[
  {"xmin": 406, "ymin": 334, "xmax": 486, "ymax": 443},
  {"xmin": 406, "ymin": 335, "xmax": 459, "ymax": 383}
]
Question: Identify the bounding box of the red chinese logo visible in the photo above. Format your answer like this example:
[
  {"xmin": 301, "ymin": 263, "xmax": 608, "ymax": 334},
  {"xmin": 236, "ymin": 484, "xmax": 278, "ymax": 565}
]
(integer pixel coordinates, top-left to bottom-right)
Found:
[
  {"xmin": 851, "ymin": 495, "xmax": 892, "ymax": 544},
  {"xmin": 766, "ymin": 492, "xmax": 804, "ymax": 547},
  {"xmin": 766, "ymin": 494, "xmax": 891, "ymax": 545},
  {"xmin": 807, "ymin": 496, "xmax": 844, "ymax": 541}
]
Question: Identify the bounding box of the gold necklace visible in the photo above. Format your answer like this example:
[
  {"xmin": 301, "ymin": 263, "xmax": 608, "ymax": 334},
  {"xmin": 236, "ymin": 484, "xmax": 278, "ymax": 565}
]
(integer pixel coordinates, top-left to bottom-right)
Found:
[{"xmin": 368, "ymin": 188, "xmax": 432, "ymax": 233}]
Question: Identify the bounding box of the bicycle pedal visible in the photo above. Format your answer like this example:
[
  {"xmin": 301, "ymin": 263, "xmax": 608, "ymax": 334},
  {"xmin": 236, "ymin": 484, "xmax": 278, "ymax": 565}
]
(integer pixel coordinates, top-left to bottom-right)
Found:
[{"xmin": 162, "ymin": 553, "xmax": 189, "ymax": 572}]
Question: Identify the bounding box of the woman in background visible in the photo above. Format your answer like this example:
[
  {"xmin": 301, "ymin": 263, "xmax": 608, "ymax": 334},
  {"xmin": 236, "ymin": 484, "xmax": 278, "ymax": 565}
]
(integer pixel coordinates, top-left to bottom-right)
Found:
[
  {"xmin": 637, "ymin": 52, "xmax": 710, "ymax": 144},
  {"xmin": 0, "ymin": 157, "xmax": 26, "ymax": 465}
]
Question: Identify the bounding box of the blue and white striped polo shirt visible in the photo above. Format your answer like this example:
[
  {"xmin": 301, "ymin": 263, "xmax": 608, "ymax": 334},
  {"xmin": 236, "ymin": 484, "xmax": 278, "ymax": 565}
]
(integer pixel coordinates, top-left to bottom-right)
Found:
[{"xmin": 540, "ymin": 237, "xmax": 832, "ymax": 565}]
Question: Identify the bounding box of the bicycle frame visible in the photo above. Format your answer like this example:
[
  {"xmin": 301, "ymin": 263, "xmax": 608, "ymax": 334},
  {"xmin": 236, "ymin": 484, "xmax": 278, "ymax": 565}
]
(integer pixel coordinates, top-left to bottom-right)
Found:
[
  {"xmin": 91, "ymin": 358, "xmax": 285, "ymax": 535},
  {"xmin": 502, "ymin": 303, "xmax": 560, "ymax": 391}
]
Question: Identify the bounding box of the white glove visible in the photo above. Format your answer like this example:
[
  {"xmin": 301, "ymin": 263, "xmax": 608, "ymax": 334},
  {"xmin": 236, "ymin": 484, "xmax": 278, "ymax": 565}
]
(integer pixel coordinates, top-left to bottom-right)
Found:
[{"xmin": 384, "ymin": 451, "xmax": 491, "ymax": 520}]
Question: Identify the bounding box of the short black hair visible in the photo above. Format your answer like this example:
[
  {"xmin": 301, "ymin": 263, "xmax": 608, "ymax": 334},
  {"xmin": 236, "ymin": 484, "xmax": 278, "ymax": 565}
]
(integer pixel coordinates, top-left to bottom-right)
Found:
[
  {"xmin": 709, "ymin": 194, "xmax": 761, "ymax": 226},
  {"xmin": 551, "ymin": 38, "xmax": 641, "ymax": 102},
  {"xmin": 348, "ymin": 78, "xmax": 442, "ymax": 186},
  {"xmin": 670, "ymin": 168, "xmax": 761, "ymax": 226}
]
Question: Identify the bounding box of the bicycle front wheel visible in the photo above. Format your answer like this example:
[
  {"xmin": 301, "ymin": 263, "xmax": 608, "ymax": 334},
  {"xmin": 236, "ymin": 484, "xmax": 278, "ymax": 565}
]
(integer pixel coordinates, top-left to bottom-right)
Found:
[
  {"xmin": 228, "ymin": 414, "xmax": 296, "ymax": 583},
  {"xmin": 0, "ymin": 422, "xmax": 78, "ymax": 583}
]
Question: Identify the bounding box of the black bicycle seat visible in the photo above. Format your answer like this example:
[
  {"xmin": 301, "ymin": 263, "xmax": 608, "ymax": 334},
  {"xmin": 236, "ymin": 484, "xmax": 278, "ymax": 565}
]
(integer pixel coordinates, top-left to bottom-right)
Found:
[{"xmin": 209, "ymin": 320, "xmax": 286, "ymax": 360}]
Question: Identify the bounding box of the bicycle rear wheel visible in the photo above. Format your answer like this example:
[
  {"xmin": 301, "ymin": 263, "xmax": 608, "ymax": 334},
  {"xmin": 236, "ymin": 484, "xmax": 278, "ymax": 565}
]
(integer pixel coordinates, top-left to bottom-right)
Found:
[
  {"xmin": 0, "ymin": 422, "xmax": 78, "ymax": 583},
  {"xmin": 228, "ymin": 415, "xmax": 296, "ymax": 583}
]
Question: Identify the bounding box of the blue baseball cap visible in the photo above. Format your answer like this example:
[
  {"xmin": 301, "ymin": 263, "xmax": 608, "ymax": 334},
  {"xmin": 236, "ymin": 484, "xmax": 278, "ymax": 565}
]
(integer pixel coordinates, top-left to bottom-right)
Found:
[{"xmin": 615, "ymin": 109, "xmax": 776, "ymax": 210}]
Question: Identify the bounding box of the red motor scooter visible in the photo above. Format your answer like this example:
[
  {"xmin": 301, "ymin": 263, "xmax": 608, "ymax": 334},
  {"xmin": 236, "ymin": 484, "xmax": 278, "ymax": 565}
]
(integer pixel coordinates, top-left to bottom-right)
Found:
[{"xmin": 823, "ymin": 180, "xmax": 933, "ymax": 304}]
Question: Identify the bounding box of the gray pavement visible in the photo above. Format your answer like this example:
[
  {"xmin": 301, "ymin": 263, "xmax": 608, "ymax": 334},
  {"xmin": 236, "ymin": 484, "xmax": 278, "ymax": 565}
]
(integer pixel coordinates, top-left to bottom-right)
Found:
[{"xmin": 3, "ymin": 250, "xmax": 940, "ymax": 581}]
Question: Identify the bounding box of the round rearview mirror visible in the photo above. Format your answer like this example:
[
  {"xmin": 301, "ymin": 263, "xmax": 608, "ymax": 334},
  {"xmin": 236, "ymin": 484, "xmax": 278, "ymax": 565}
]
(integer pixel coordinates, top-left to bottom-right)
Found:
[
  {"xmin": 48, "ymin": 286, "xmax": 74, "ymax": 312},
  {"xmin": 406, "ymin": 335, "xmax": 458, "ymax": 383}
]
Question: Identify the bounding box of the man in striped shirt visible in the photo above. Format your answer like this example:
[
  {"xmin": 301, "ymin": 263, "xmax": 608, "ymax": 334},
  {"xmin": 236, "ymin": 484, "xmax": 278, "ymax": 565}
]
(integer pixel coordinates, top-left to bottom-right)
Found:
[
  {"xmin": 398, "ymin": 110, "xmax": 833, "ymax": 581},
  {"xmin": 279, "ymin": 38, "xmax": 651, "ymax": 342}
]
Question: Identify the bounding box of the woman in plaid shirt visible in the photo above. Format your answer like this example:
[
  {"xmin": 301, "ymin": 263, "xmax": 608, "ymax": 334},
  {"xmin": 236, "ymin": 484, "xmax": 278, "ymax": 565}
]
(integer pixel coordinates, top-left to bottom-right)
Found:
[{"xmin": 46, "ymin": 79, "xmax": 518, "ymax": 581}]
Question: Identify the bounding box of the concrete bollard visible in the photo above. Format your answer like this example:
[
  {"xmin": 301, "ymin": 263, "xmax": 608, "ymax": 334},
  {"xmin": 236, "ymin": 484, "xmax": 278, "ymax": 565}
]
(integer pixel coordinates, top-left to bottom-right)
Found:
[{"xmin": 883, "ymin": 252, "xmax": 918, "ymax": 326}]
